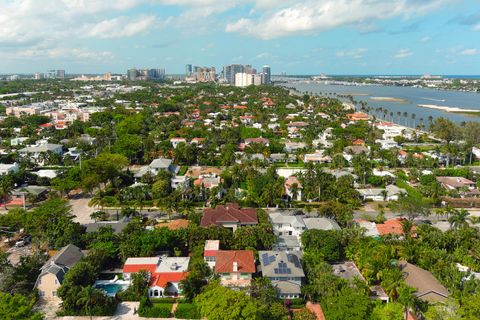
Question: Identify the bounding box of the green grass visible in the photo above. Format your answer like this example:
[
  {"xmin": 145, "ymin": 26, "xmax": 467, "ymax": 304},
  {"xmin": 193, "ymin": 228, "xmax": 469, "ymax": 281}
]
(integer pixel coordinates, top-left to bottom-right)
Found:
[{"xmin": 396, "ymin": 179, "xmax": 423, "ymax": 199}]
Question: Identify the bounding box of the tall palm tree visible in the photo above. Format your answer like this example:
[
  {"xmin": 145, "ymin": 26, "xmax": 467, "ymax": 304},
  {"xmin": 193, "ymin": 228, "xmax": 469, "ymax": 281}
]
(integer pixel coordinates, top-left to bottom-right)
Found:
[
  {"xmin": 0, "ymin": 176, "xmax": 14, "ymax": 210},
  {"xmin": 411, "ymin": 113, "xmax": 416, "ymax": 129},
  {"xmin": 403, "ymin": 112, "xmax": 408, "ymax": 126}
]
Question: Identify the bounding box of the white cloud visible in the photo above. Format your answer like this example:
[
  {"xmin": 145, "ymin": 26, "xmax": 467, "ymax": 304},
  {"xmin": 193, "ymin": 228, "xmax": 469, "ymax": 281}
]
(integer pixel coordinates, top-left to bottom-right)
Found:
[
  {"xmin": 474, "ymin": 23, "xmax": 480, "ymax": 31},
  {"xmin": 336, "ymin": 48, "xmax": 368, "ymax": 59},
  {"xmin": 421, "ymin": 36, "xmax": 431, "ymax": 42},
  {"xmin": 226, "ymin": 0, "xmax": 454, "ymax": 39},
  {"xmin": 86, "ymin": 16, "xmax": 161, "ymax": 39},
  {"xmin": 394, "ymin": 49, "xmax": 413, "ymax": 58},
  {"xmin": 460, "ymin": 48, "xmax": 480, "ymax": 56},
  {"xmin": 10, "ymin": 47, "xmax": 114, "ymax": 61}
]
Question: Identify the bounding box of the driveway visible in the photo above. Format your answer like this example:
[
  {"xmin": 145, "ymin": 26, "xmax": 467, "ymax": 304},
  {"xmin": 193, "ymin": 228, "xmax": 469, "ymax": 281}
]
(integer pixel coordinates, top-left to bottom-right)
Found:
[{"xmin": 69, "ymin": 196, "xmax": 95, "ymax": 225}]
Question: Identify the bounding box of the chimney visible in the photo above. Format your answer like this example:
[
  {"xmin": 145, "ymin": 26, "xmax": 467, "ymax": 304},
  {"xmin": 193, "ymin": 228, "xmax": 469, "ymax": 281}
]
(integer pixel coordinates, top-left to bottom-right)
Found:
[{"xmin": 233, "ymin": 261, "xmax": 238, "ymax": 272}]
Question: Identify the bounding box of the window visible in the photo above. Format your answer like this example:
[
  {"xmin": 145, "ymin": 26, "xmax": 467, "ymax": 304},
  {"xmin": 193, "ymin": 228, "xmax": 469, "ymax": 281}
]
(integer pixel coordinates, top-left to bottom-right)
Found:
[
  {"xmin": 154, "ymin": 290, "xmax": 159, "ymax": 297},
  {"xmin": 54, "ymin": 279, "xmax": 58, "ymax": 285},
  {"xmin": 52, "ymin": 291, "xmax": 56, "ymax": 297}
]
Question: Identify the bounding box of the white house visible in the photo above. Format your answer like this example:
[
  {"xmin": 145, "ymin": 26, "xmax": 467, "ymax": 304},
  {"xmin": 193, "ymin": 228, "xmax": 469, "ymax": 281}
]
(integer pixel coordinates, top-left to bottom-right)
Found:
[
  {"xmin": 0, "ymin": 163, "xmax": 19, "ymax": 175},
  {"xmin": 357, "ymin": 185, "xmax": 406, "ymax": 201},
  {"xmin": 269, "ymin": 212, "xmax": 306, "ymax": 237},
  {"xmin": 376, "ymin": 139, "xmax": 399, "ymax": 150}
]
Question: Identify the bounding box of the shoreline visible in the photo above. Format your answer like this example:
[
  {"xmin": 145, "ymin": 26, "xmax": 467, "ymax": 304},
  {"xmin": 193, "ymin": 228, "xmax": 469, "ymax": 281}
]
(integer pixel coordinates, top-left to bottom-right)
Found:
[{"xmin": 417, "ymin": 104, "xmax": 480, "ymax": 114}]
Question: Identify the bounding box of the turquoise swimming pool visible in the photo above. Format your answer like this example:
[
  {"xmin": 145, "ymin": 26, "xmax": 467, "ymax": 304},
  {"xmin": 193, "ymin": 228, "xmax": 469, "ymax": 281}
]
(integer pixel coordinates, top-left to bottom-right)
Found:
[{"xmin": 95, "ymin": 283, "xmax": 127, "ymax": 296}]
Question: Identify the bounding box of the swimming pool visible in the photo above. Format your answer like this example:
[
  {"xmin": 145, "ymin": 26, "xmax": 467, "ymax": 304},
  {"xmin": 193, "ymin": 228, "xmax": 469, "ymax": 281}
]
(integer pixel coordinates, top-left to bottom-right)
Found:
[{"xmin": 95, "ymin": 283, "xmax": 127, "ymax": 296}]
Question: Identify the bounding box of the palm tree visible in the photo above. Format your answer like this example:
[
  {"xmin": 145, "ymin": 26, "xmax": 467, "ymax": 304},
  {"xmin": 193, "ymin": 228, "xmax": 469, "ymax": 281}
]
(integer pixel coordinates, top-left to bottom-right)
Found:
[
  {"xmin": 403, "ymin": 112, "xmax": 408, "ymax": 126},
  {"xmin": 411, "ymin": 113, "xmax": 416, "ymax": 129},
  {"xmin": 378, "ymin": 267, "xmax": 404, "ymax": 300},
  {"xmin": 380, "ymin": 189, "xmax": 388, "ymax": 202},
  {"xmin": 0, "ymin": 176, "xmax": 14, "ymax": 210},
  {"xmin": 448, "ymin": 209, "xmax": 470, "ymax": 230},
  {"xmin": 77, "ymin": 286, "xmax": 100, "ymax": 320}
]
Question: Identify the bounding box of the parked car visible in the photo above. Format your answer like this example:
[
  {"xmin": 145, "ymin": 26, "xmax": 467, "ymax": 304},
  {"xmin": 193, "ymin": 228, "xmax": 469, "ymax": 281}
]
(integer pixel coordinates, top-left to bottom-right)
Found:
[{"xmin": 15, "ymin": 235, "xmax": 31, "ymax": 247}]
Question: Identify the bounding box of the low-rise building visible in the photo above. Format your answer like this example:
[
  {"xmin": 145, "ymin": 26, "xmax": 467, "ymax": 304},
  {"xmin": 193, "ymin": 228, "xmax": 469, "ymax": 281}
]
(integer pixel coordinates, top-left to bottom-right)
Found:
[
  {"xmin": 214, "ymin": 250, "xmax": 255, "ymax": 290},
  {"xmin": 258, "ymin": 251, "xmax": 305, "ymax": 299},
  {"xmin": 200, "ymin": 203, "xmax": 258, "ymax": 231},
  {"xmin": 0, "ymin": 162, "xmax": 19, "ymax": 175},
  {"xmin": 35, "ymin": 244, "xmax": 84, "ymax": 301},
  {"xmin": 357, "ymin": 185, "xmax": 406, "ymax": 201}
]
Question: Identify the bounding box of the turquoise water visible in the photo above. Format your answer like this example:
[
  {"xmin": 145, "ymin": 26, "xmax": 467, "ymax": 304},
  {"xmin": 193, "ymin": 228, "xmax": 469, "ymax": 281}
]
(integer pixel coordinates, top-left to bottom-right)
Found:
[
  {"xmin": 289, "ymin": 82, "xmax": 480, "ymax": 124},
  {"xmin": 95, "ymin": 283, "xmax": 126, "ymax": 296}
]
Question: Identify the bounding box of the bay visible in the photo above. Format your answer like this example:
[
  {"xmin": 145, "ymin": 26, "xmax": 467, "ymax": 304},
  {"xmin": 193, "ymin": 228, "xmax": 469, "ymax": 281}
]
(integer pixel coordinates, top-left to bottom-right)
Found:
[{"xmin": 287, "ymin": 82, "xmax": 480, "ymax": 124}]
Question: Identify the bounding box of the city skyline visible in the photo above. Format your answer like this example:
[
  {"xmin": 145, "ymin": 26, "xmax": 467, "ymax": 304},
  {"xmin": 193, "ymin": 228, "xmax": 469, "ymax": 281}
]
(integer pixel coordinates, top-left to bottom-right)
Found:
[{"xmin": 0, "ymin": 0, "xmax": 480, "ymax": 75}]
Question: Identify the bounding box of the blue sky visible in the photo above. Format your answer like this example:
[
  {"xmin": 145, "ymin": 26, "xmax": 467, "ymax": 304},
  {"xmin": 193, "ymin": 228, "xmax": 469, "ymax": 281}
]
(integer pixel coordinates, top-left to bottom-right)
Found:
[{"xmin": 0, "ymin": 0, "xmax": 479, "ymax": 75}]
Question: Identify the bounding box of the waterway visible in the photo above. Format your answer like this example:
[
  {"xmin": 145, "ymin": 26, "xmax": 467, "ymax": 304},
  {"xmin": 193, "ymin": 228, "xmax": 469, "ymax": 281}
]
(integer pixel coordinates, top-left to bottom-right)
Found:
[{"xmin": 287, "ymin": 82, "xmax": 480, "ymax": 124}]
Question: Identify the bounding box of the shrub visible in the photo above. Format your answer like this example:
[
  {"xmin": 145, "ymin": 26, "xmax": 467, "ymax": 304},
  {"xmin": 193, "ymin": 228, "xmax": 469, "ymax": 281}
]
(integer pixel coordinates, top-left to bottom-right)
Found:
[
  {"xmin": 138, "ymin": 297, "xmax": 173, "ymax": 318},
  {"xmin": 175, "ymin": 303, "xmax": 201, "ymax": 319},
  {"xmin": 289, "ymin": 298, "xmax": 306, "ymax": 309}
]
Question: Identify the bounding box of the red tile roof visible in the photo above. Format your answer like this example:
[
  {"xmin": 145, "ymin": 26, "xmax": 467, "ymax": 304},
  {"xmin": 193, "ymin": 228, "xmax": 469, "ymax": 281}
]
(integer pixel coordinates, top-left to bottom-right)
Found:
[
  {"xmin": 150, "ymin": 272, "xmax": 189, "ymax": 288},
  {"xmin": 200, "ymin": 203, "xmax": 258, "ymax": 227},
  {"xmin": 215, "ymin": 250, "xmax": 255, "ymax": 273},
  {"xmin": 376, "ymin": 218, "xmax": 417, "ymax": 237},
  {"xmin": 204, "ymin": 250, "xmax": 218, "ymax": 257},
  {"xmin": 123, "ymin": 264, "xmax": 157, "ymax": 274}
]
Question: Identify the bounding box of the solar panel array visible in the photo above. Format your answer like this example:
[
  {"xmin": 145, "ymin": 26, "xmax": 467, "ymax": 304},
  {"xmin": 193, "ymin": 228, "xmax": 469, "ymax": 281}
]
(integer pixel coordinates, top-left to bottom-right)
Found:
[
  {"xmin": 287, "ymin": 254, "xmax": 302, "ymax": 268},
  {"xmin": 261, "ymin": 253, "xmax": 276, "ymax": 266},
  {"xmin": 274, "ymin": 261, "xmax": 292, "ymax": 274}
]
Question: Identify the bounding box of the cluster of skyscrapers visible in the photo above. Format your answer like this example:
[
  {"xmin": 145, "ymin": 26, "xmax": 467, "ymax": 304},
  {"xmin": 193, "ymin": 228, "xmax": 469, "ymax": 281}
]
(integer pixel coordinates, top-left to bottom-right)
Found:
[
  {"xmin": 185, "ymin": 64, "xmax": 271, "ymax": 86},
  {"xmin": 33, "ymin": 70, "xmax": 66, "ymax": 80},
  {"xmin": 127, "ymin": 68, "xmax": 166, "ymax": 81}
]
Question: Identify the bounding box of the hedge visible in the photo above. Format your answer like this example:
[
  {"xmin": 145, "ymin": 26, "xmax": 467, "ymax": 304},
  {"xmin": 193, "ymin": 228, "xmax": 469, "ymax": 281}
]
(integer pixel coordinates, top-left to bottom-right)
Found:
[
  {"xmin": 175, "ymin": 303, "xmax": 201, "ymax": 319},
  {"xmin": 138, "ymin": 297, "xmax": 173, "ymax": 318}
]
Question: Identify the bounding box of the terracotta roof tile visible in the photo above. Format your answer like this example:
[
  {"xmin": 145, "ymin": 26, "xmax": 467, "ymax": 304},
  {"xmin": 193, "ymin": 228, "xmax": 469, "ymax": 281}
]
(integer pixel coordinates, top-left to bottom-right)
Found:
[
  {"xmin": 215, "ymin": 250, "xmax": 255, "ymax": 273},
  {"xmin": 200, "ymin": 203, "xmax": 258, "ymax": 227}
]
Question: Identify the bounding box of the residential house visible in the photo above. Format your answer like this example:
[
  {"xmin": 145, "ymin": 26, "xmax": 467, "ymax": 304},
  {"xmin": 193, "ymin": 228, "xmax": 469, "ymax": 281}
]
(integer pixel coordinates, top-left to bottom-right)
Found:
[
  {"xmin": 376, "ymin": 139, "xmax": 399, "ymax": 150},
  {"xmin": 19, "ymin": 140, "xmax": 63, "ymax": 165},
  {"xmin": 258, "ymin": 251, "xmax": 305, "ymax": 299},
  {"xmin": 302, "ymin": 217, "xmax": 341, "ymax": 231},
  {"xmin": 123, "ymin": 257, "xmax": 160, "ymax": 280},
  {"xmin": 284, "ymin": 176, "xmax": 303, "ymax": 201},
  {"xmin": 354, "ymin": 218, "xmax": 416, "ymax": 238},
  {"xmin": 357, "ymin": 185, "xmax": 406, "ymax": 201},
  {"xmin": 269, "ymin": 211, "xmax": 305, "ymax": 237},
  {"xmin": 122, "ymin": 256, "xmax": 190, "ymax": 298},
  {"xmin": 304, "ymin": 151, "xmax": 332, "ymax": 164},
  {"xmin": 134, "ymin": 158, "xmax": 177, "ymax": 179},
  {"xmin": 170, "ymin": 138, "xmax": 187, "ymax": 148},
  {"xmin": 204, "ymin": 240, "xmax": 220, "ymax": 269},
  {"xmin": 284, "ymin": 142, "xmax": 306, "ymax": 153},
  {"xmin": 214, "ymin": 250, "xmax": 255, "ymax": 290},
  {"xmin": 346, "ymin": 113, "xmax": 369, "ymax": 122},
  {"xmin": 148, "ymin": 257, "xmax": 190, "ymax": 298},
  {"xmin": 0, "ymin": 162, "xmax": 19, "ymax": 175},
  {"xmin": 436, "ymin": 177, "xmax": 476, "ymax": 191},
  {"xmin": 35, "ymin": 244, "xmax": 84, "ymax": 301},
  {"xmin": 399, "ymin": 261, "xmax": 449, "ymax": 303},
  {"xmin": 244, "ymin": 137, "xmax": 270, "ymax": 147},
  {"xmin": 343, "ymin": 145, "xmax": 369, "ymax": 162},
  {"xmin": 200, "ymin": 203, "xmax": 258, "ymax": 231}
]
